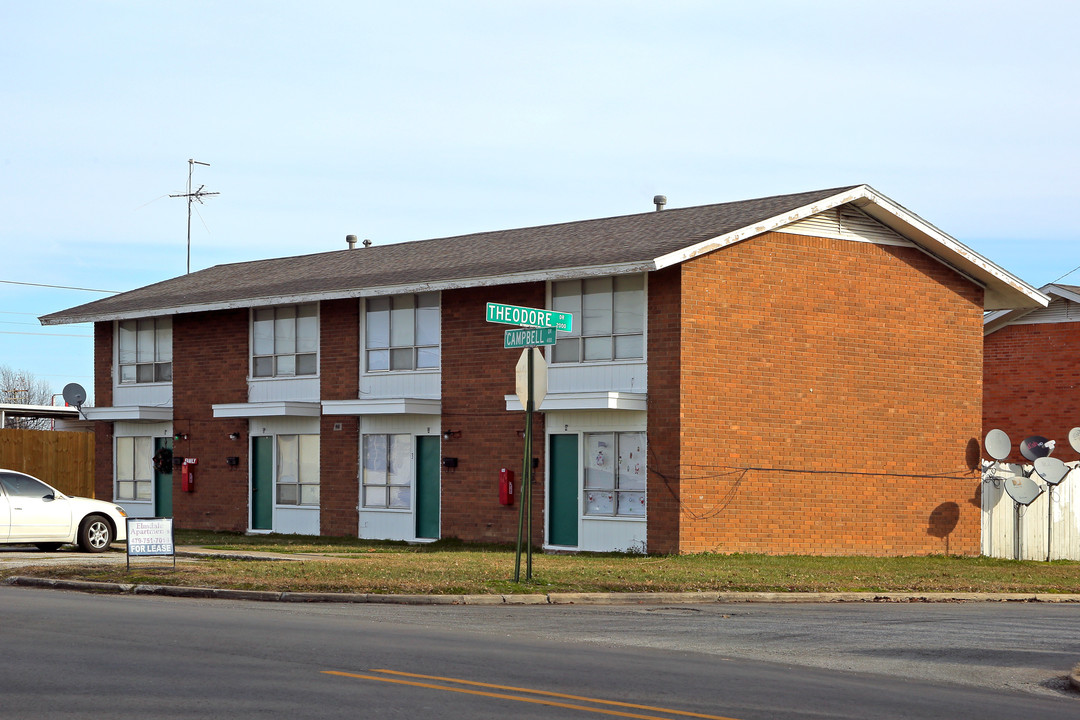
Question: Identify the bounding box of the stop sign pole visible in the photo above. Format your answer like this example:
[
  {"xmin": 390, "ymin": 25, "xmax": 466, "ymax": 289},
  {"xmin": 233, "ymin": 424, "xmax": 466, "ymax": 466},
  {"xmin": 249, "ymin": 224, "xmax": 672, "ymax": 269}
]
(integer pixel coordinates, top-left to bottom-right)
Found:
[{"xmin": 487, "ymin": 303, "xmax": 560, "ymax": 582}]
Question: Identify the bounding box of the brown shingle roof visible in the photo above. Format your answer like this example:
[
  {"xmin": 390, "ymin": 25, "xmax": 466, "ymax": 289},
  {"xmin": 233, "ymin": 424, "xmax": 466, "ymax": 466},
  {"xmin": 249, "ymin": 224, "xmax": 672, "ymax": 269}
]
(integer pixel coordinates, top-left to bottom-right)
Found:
[{"xmin": 41, "ymin": 186, "xmax": 863, "ymax": 324}]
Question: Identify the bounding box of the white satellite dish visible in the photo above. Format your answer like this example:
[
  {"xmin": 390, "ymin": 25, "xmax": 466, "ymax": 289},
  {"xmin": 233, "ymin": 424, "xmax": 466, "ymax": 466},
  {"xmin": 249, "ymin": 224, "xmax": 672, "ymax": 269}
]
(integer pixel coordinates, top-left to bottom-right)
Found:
[
  {"xmin": 984, "ymin": 429, "xmax": 1011, "ymax": 461},
  {"xmin": 1033, "ymin": 456, "xmax": 1071, "ymax": 486},
  {"xmin": 1069, "ymin": 427, "xmax": 1080, "ymax": 454},
  {"xmin": 1004, "ymin": 476, "xmax": 1043, "ymax": 506}
]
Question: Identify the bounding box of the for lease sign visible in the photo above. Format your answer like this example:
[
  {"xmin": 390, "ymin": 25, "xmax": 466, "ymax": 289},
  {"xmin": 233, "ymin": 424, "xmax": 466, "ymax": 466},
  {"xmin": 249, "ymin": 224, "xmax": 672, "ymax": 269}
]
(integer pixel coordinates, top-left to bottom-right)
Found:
[{"xmin": 126, "ymin": 517, "xmax": 175, "ymax": 556}]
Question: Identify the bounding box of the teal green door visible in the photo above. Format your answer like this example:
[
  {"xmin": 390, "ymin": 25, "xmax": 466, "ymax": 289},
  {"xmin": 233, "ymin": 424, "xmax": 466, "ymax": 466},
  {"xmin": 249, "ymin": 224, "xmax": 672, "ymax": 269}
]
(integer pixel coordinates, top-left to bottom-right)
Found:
[
  {"xmin": 548, "ymin": 434, "xmax": 578, "ymax": 547},
  {"xmin": 415, "ymin": 436, "xmax": 440, "ymax": 539},
  {"xmin": 154, "ymin": 437, "xmax": 173, "ymax": 517},
  {"xmin": 251, "ymin": 436, "xmax": 273, "ymax": 530}
]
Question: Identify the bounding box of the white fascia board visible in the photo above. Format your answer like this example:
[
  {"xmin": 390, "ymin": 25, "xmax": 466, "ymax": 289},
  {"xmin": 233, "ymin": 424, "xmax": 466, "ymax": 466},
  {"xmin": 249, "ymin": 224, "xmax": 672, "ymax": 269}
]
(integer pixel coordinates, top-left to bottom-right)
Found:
[
  {"xmin": 504, "ymin": 391, "xmax": 647, "ymax": 412},
  {"xmin": 848, "ymin": 187, "xmax": 1048, "ymax": 311},
  {"xmin": 321, "ymin": 398, "xmax": 441, "ymax": 416},
  {"xmin": 1044, "ymin": 284, "xmax": 1080, "ymax": 305},
  {"xmin": 651, "ymin": 186, "xmax": 874, "ymax": 271},
  {"xmin": 651, "ymin": 184, "xmax": 1048, "ymax": 312},
  {"xmin": 39, "ymin": 263, "xmax": 654, "ymax": 325},
  {"xmin": 83, "ymin": 406, "xmax": 173, "ymax": 422},
  {"xmin": 212, "ymin": 401, "xmax": 320, "ymax": 418}
]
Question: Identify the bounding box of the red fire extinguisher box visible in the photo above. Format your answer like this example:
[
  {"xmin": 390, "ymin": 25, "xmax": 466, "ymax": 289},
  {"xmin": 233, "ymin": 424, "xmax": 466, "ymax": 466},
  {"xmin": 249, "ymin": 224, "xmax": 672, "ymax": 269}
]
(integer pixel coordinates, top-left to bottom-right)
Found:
[{"xmin": 499, "ymin": 468, "xmax": 514, "ymax": 506}]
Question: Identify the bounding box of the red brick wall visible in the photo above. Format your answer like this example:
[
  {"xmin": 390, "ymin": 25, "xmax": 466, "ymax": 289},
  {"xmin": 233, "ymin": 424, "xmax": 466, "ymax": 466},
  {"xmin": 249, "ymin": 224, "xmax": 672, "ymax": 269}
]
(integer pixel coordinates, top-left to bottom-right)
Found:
[
  {"xmin": 320, "ymin": 299, "xmax": 360, "ymax": 536},
  {"xmin": 93, "ymin": 322, "xmax": 114, "ymax": 500},
  {"xmin": 675, "ymin": 232, "xmax": 985, "ymax": 555},
  {"xmin": 646, "ymin": 266, "xmax": 682, "ymax": 554},
  {"xmin": 440, "ymin": 283, "xmax": 546, "ymax": 545},
  {"xmin": 169, "ymin": 309, "xmax": 250, "ymax": 531},
  {"xmin": 984, "ymin": 321, "xmax": 1080, "ymax": 463}
]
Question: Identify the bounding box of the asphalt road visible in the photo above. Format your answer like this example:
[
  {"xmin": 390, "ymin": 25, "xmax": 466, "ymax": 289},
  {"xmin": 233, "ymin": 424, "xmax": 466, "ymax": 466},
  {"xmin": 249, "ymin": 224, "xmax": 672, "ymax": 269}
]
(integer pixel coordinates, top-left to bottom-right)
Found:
[{"xmin": 2, "ymin": 585, "xmax": 1077, "ymax": 719}]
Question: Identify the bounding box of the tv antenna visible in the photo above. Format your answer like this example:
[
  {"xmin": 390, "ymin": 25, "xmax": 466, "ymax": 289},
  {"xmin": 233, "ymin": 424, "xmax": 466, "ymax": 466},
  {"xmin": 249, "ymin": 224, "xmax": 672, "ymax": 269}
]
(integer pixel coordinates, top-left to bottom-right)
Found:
[{"xmin": 169, "ymin": 159, "xmax": 219, "ymax": 274}]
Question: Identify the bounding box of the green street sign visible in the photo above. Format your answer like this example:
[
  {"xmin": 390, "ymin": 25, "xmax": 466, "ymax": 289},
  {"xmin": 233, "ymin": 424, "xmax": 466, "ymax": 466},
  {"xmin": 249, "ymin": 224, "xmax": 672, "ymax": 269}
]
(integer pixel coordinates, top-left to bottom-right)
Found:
[
  {"xmin": 504, "ymin": 326, "xmax": 557, "ymax": 349},
  {"xmin": 486, "ymin": 302, "xmax": 573, "ymax": 332}
]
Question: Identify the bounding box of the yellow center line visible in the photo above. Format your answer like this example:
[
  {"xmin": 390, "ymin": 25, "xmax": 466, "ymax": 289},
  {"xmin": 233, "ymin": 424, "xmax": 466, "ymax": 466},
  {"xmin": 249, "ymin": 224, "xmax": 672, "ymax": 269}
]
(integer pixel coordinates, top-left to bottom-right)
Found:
[{"xmin": 322, "ymin": 669, "xmax": 741, "ymax": 720}]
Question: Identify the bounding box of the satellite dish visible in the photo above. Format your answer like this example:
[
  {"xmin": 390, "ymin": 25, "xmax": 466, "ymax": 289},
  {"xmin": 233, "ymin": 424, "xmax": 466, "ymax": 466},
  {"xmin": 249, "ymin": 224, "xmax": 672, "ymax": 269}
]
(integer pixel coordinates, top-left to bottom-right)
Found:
[
  {"xmin": 1020, "ymin": 436, "xmax": 1053, "ymax": 462},
  {"xmin": 1033, "ymin": 456, "xmax": 1071, "ymax": 486},
  {"xmin": 984, "ymin": 429, "xmax": 1011, "ymax": 461},
  {"xmin": 1069, "ymin": 427, "xmax": 1080, "ymax": 454},
  {"xmin": 1004, "ymin": 476, "xmax": 1043, "ymax": 506},
  {"xmin": 62, "ymin": 383, "xmax": 87, "ymax": 408}
]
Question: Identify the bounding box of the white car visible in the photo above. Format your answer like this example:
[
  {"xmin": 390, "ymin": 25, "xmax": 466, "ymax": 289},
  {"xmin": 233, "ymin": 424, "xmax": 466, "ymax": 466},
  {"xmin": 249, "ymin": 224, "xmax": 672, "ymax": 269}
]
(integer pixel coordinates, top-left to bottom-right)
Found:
[{"xmin": 0, "ymin": 469, "xmax": 128, "ymax": 553}]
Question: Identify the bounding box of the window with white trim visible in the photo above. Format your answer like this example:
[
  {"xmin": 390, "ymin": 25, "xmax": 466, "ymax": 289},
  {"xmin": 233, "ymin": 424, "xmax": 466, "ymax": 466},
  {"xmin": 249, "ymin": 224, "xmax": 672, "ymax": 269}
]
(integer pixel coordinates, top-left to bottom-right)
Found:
[
  {"xmin": 551, "ymin": 275, "xmax": 645, "ymax": 363},
  {"xmin": 361, "ymin": 434, "xmax": 412, "ymax": 508},
  {"xmin": 252, "ymin": 304, "xmax": 318, "ymax": 378},
  {"xmin": 365, "ymin": 293, "xmax": 439, "ymax": 372},
  {"xmin": 116, "ymin": 436, "xmax": 153, "ymax": 501},
  {"xmin": 118, "ymin": 318, "xmax": 172, "ymax": 383},
  {"xmin": 584, "ymin": 431, "xmax": 646, "ymax": 517},
  {"xmin": 276, "ymin": 434, "xmax": 320, "ymax": 506}
]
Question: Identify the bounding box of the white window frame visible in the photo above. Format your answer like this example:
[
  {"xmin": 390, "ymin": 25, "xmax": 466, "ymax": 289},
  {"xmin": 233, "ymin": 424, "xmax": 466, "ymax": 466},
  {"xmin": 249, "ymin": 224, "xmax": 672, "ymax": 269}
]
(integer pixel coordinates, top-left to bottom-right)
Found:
[
  {"xmin": 251, "ymin": 304, "xmax": 319, "ymax": 379},
  {"xmin": 361, "ymin": 433, "xmax": 413, "ymax": 510},
  {"xmin": 115, "ymin": 435, "xmax": 153, "ymax": 502},
  {"xmin": 550, "ymin": 274, "xmax": 646, "ymax": 364},
  {"xmin": 274, "ymin": 434, "xmax": 320, "ymax": 507},
  {"xmin": 363, "ymin": 292, "xmax": 440, "ymax": 373},
  {"xmin": 583, "ymin": 431, "xmax": 647, "ymax": 518},
  {"xmin": 117, "ymin": 317, "xmax": 173, "ymax": 384}
]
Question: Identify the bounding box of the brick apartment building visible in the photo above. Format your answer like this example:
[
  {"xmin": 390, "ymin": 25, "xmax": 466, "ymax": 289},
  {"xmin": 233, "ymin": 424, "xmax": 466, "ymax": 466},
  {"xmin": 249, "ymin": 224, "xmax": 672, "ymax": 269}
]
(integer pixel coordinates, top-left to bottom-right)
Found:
[
  {"xmin": 983, "ymin": 283, "xmax": 1080, "ymax": 463},
  {"xmin": 41, "ymin": 185, "xmax": 1046, "ymax": 555}
]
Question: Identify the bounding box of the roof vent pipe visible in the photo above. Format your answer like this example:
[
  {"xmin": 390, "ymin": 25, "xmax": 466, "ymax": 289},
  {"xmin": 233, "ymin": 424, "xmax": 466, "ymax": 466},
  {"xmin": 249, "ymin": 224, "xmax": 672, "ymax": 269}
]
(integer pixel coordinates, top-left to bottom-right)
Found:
[
  {"xmin": 363, "ymin": 238, "xmax": 372, "ymax": 248},
  {"xmin": 346, "ymin": 234, "xmax": 358, "ymax": 250},
  {"xmin": 653, "ymin": 195, "xmax": 667, "ymax": 211}
]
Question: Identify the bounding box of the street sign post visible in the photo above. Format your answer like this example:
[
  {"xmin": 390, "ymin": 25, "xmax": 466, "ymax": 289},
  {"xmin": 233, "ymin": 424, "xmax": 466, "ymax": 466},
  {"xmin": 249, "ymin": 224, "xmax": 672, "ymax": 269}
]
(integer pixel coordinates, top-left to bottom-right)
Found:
[
  {"xmin": 486, "ymin": 302, "xmax": 572, "ymax": 332},
  {"xmin": 504, "ymin": 326, "xmax": 556, "ymax": 349}
]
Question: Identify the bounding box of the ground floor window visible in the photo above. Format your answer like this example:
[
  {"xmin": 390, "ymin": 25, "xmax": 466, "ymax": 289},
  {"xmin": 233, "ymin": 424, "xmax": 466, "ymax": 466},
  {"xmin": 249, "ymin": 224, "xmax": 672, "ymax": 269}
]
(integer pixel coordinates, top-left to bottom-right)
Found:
[
  {"xmin": 116, "ymin": 436, "xmax": 152, "ymax": 501},
  {"xmin": 362, "ymin": 433, "xmax": 411, "ymax": 509},
  {"xmin": 584, "ymin": 431, "xmax": 646, "ymax": 517},
  {"xmin": 276, "ymin": 434, "xmax": 320, "ymax": 506}
]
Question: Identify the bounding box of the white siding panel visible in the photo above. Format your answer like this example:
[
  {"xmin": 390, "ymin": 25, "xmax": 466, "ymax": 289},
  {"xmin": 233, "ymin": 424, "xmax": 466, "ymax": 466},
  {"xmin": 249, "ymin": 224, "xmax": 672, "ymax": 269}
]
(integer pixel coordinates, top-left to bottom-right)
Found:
[
  {"xmin": 359, "ymin": 510, "xmax": 414, "ymax": 541},
  {"xmin": 114, "ymin": 421, "xmax": 173, "ymax": 437},
  {"xmin": 248, "ymin": 376, "xmax": 320, "ymax": 403},
  {"xmin": 580, "ymin": 518, "xmax": 646, "ymax": 553},
  {"xmin": 113, "ymin": 383, "xmax": 172, "ymax": 408},
  {"xmin": 548, "ymin": 363, "xmax": 647, "ymax": 395},
  {"xmin": 360, "ymin": 371, "xmax": 441, "ymax": 400},
  {"xmin": 275, "ymin": 506, "xmax": 319, "ymax": 535},
  {"xmin": 248, "ymin": 416, "xmax": 319, "ymax": 437}
]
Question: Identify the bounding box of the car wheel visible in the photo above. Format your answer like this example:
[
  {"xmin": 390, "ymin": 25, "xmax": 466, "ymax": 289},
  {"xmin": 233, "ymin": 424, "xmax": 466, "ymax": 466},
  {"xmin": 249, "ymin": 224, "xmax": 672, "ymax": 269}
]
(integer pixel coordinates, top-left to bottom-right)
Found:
[
  {"xmin": 78, "ymin": 515, "xmax": 114, "ymax": 553},
  {"xmin": 35, "ymin": 543, "xmax": 63, "ymax": 552}
]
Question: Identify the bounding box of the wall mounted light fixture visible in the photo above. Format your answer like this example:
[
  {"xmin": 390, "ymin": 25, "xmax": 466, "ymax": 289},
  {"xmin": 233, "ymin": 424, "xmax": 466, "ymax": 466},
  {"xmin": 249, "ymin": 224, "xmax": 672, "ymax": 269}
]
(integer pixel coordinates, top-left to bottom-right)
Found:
[
  {"xmin": 229, "ymin": 432, "xmax": 241, "ymax": 440},
  {"xmin": 442, "ymin": 430, "xmax": 461, "ymax": 440}
]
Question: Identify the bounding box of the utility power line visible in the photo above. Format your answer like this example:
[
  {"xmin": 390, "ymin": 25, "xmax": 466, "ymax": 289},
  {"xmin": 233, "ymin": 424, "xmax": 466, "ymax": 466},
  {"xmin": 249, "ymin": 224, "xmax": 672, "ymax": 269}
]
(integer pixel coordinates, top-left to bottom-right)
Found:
[{"xmin": 0, "ymin": 279, "xmax": 120, "ymax": 293}]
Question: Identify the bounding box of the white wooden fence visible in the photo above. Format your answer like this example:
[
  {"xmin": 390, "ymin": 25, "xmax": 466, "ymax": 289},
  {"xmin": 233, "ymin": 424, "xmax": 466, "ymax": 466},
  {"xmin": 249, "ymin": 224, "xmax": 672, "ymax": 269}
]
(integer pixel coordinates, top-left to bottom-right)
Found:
[{"xmin": 981, "ymin": 461, "xmax": 1080, "ymax": 560}]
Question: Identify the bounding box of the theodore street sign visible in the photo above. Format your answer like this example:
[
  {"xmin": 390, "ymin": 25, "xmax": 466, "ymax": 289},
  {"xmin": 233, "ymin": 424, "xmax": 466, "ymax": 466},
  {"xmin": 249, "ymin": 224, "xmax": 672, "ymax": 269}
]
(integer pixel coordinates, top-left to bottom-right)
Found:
[{"xmin": 486, "ymin": 302, "xmax": 573, "ymax": 332}]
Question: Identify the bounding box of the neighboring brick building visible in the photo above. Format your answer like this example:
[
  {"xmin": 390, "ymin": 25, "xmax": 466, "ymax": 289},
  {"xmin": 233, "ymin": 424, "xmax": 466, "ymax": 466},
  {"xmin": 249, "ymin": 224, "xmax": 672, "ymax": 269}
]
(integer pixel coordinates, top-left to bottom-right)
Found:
[
  {"xmin": 41, "ymin": 185, "xmax": 1045, "ymax": 555},
  {"xmin": 983, "ymin": 284, "xmax": 1080, "ymax": 463}
]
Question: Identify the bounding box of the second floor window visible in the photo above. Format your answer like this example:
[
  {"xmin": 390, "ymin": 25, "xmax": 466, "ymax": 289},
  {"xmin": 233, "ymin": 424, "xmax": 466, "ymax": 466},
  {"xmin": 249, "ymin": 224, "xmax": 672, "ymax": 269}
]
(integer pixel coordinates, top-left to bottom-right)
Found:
[
  {"xmin": 551, "ymin": 274, "xmax": 645, "ymax": 363},
  {"xmin": 118, "ymin": 318, "xmax": 172, "ymax": 384},
  {"xmin": 252, "ymin": 304, "xmax": 318, "ymax": 378},
  {"xmin": 365, "ymin": 292, "xmax": 439, "ymax": 372}
]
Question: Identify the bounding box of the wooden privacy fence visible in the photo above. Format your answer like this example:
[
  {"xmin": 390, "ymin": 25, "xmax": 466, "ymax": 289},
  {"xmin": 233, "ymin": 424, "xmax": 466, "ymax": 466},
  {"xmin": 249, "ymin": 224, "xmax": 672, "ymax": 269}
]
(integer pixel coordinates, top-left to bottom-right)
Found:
[
  {"xmin": 981, "ymin": 461, "xmax": 1080, "ymax": 560},
  {"xmin": 0, "ymin": 428, "xmax": 95, "ymax": 498}
]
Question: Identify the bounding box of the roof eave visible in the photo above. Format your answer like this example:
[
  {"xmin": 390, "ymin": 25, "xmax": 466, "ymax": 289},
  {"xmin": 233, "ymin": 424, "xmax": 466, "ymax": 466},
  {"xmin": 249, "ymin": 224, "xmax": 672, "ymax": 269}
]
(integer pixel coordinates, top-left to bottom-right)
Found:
[
  {"xmin": 38, "ymin": 261, "xmax": 656, "ymax": 325},
  {"xmin": 652, "ymin": 184, "xmax": 1048, "ymax": 312}
]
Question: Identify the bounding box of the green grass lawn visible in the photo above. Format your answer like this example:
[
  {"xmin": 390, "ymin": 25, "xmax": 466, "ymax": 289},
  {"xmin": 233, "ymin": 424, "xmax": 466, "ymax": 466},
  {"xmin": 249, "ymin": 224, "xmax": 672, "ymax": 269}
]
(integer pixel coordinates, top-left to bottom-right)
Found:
[{"xmin": 4, "ymin": 530, "xmax": 1079, "ymax": 596}]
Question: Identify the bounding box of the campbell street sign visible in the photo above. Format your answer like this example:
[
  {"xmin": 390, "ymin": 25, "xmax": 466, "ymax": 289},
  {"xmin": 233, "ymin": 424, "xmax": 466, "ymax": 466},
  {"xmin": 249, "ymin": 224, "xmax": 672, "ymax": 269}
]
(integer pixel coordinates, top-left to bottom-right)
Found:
[{"xmin": 504, "ymin": 326, "xmax": 557, "ymax": 349}]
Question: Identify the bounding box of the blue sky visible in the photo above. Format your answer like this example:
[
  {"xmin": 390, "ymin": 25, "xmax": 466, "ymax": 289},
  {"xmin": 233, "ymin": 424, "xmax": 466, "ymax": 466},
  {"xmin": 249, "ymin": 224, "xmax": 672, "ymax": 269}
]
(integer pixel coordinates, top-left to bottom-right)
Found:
[{"xmin": 2, "ymin": 1, "xmax": 1078, "ymax": 404}]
